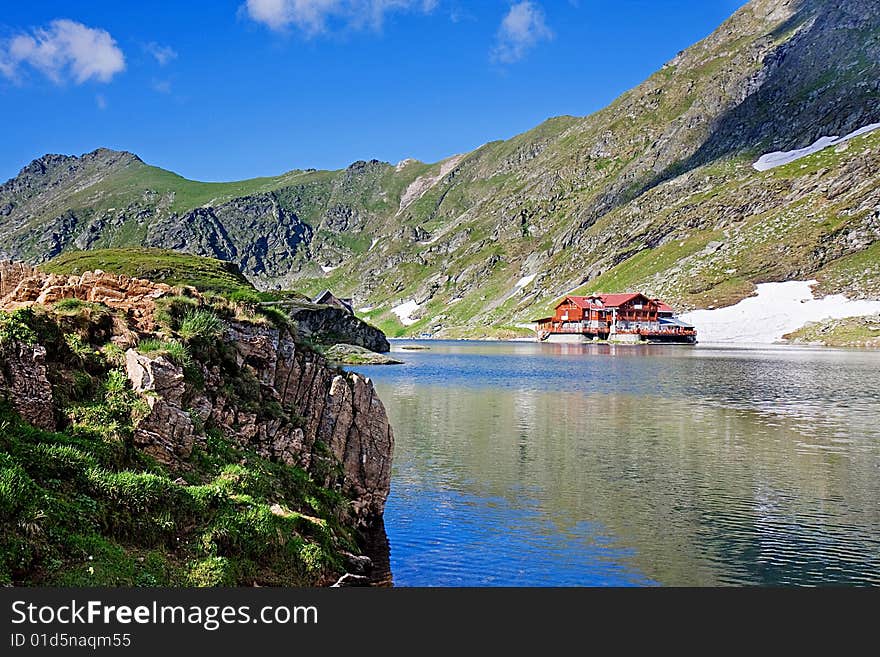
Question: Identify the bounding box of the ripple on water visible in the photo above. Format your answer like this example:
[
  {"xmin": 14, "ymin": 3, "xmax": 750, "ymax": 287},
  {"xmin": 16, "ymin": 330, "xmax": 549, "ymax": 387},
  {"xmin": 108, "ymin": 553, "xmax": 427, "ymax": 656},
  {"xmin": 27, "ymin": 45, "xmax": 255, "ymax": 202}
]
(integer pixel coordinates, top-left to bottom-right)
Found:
[{"xmin": 358, "ymin": 342, "xmax": 880, "ymax": 586}]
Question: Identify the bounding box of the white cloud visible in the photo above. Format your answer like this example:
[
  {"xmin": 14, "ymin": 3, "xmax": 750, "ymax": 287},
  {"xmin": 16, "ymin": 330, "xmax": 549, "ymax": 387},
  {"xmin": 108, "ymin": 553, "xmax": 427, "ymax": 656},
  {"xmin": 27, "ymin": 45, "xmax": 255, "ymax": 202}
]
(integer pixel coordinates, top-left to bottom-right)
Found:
[
  {"xmin": 243, "ymin": 0, "xmax": 438, "ymax": 35},
  {"xmin": 0, "ymin": 19, "xmax": 125, "ymax": 84},
  {"xmin": 145, "ymin": 42, "xmax": 177, "ymax": 66},
  {"xmin": 491, "ymin": 1, "xmax": 552, "ymax": 64},
  {"xmin": 95, "ymin": 93, "xmax": 107, "ymax": 110}
]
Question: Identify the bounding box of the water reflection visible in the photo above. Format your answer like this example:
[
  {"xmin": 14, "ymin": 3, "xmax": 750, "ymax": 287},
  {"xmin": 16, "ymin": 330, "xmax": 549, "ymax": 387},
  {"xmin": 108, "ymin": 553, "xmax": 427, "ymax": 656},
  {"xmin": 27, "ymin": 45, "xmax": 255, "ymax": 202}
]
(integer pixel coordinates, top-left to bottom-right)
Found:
[
  {"xmin": 358, "ymin": 342, "xmax": 880, "ymax": 586},
  {"xmin": 359, "ymin": 518, "xmax": 393, "ymax": 587}
]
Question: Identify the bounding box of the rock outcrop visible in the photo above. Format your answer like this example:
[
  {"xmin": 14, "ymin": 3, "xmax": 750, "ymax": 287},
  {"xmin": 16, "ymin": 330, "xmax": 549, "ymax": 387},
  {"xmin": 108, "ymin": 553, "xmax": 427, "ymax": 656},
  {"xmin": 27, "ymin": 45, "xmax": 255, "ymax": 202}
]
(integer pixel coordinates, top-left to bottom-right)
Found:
[
  {"xmin": 0, "ymin": 262, "xmax": 394, "ymax": 524},
  {"xmin": 286, "ymin": 304, "xmax": 391, "ymax": 353},
  {"xmin": 125, "ymin": 349, "xmax": 197, "ymax": 465},
  {"xmin": 0, "ymin": 340, "xmax": 55, "ymax": 431},
  {"xmin": 0, "ymin": 261, "xmax": 172, "ymax": 330},
  {"xmin": 221, "ymin": 321, "xmax": 393, "ymax": 520},
  {"xmin": 122, "ymin": 320, "xmax": 393, "ymax": 521},
  {"xmin": 324, "ymin": 343, "xmax": 403, "ymax": 365}
]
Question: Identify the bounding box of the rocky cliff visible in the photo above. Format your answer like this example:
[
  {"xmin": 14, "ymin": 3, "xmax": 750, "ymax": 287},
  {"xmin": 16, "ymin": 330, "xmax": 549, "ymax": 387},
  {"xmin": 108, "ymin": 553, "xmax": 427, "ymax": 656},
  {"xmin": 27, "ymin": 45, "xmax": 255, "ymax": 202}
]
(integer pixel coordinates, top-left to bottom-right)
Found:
[
  {"xmin": 286, "ymin": 303, "xmax": 390, "ymax": 353},
  {"xmin": 0, "ymin": 262, "xmax": 393, "ymax": 586},
  {"xmin": 0, "ymin": 0, "xmax": 877, "ymax": 338},
  {"xmin": 121, "ymin": 320, "xmax": 392, "ymax": 519},
  {"xmin": 0, "ymin": 261, "xmax": 392, "ymax": 520}
]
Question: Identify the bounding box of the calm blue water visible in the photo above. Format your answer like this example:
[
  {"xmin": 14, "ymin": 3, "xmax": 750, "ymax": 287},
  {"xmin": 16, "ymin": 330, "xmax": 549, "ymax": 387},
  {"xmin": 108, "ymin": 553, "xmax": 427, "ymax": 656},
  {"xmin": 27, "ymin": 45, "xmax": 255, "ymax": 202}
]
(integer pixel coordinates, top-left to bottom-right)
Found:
[{"xmin": 357, "ymin": 341, "xmax": 880, "ymax": 586}]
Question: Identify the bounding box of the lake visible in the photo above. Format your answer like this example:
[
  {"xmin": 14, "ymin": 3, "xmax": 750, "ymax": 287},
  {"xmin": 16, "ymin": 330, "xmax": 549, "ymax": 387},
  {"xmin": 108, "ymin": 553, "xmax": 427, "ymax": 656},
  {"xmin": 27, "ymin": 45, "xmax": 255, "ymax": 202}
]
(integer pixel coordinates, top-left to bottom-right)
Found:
[{"xmin": 356, "ymin": 341, "xmax": 880, "ymax": 586}]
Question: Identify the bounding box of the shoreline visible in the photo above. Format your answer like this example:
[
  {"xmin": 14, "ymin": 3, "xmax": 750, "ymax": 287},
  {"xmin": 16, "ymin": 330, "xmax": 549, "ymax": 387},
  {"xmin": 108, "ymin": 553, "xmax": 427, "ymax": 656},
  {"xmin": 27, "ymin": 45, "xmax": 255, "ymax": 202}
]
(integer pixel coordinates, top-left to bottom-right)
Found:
[
  {"xmin": 388, "ymin": 338, "xmax": 880, "ymax": 353},
  {"xmin": 386, "ymin": 281, "xmax": 880, "ymax": 350},
  {"xmin": 388, "ymin": 336, "xmax": 877, "ymax": 351}
]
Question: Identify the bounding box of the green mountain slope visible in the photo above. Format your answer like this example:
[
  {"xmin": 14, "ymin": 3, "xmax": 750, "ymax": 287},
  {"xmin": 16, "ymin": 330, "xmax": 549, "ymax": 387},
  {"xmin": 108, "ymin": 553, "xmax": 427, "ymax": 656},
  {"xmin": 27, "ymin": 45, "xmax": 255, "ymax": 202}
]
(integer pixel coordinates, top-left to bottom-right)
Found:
[{"xmin": 1, "ymin": 0, "xmax": 878, "ymax": 337}]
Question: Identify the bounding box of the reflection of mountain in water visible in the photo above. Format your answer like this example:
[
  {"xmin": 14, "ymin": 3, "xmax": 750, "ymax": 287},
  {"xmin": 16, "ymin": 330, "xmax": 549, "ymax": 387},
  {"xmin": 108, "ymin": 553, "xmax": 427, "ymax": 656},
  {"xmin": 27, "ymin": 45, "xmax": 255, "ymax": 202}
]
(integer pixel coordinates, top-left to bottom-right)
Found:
[{"xmin": 369, "ymin": 343, "xmax": 880, "ymax": 586}]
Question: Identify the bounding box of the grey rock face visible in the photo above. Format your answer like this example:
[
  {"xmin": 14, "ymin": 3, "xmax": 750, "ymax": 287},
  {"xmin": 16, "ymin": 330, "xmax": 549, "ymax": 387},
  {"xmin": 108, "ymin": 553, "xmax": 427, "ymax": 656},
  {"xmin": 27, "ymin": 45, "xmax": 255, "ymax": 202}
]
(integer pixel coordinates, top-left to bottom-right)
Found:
[
  {"xmin": 125, "ymin": 349, "xmax": 196, "ymax": 465},
  {"xmin": 0, "ymin": 341, "xmax": 55, "ymax": 431},
  {"xmin": 144, "ymin": 193, "xmax": 313, "ymax": 280},
  {"xmin": 288, "ymin": 305, "xmax": 391, "ymax": 353},
  {"xmin": 324, "ymin": 343, "xmax": 403, "ymax": 365},
  {"xmin": 122, "ymin": 321, "xmax": 394, "ymax": 523},
  {"xmin": 225, "ymin": 321, "xmax": 393, "ymax": 521}
]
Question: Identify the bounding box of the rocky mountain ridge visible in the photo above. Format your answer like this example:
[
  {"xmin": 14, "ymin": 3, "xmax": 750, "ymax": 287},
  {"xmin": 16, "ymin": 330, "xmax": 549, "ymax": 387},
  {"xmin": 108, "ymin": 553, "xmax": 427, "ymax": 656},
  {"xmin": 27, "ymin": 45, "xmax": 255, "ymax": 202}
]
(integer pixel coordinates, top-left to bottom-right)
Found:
[{"xmin": 1, "ymin": 0, "xmax": 878, "ymax": 338}]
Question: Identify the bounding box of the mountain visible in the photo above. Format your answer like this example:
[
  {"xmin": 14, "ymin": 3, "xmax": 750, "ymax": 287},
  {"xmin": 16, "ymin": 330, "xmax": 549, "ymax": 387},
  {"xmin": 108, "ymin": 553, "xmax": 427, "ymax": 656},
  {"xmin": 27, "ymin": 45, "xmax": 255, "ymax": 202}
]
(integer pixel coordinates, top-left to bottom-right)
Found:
[{"xmin": 1, "ymin": 0, "xmax": 878, "ymax": 338}]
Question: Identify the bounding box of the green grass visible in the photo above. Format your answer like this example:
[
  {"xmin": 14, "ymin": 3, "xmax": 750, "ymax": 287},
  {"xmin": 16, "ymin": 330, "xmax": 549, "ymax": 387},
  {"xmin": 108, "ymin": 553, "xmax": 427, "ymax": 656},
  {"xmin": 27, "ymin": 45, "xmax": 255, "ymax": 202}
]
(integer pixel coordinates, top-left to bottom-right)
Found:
[
  {"xmin": 0, "ymin": 406, "xmax": 350, "ymax": 585},
  {"xmin": 815, "ymin": 241, "xmax": 880, "ymax": 298},
  {"xmin": 177, "ymin": 309, "xmax": 223, "ymax": 342},
  {"xmin": 0, "ymin": 327, "xmax": 354, "ymax": 590},
  {"xmin": 0, "ymin": 308, "xmax": 38, "ymax": 345},
  {"xmin": 83, "ymin": 162, "xmax": 332, "ymax": 215},
  {"xmin": 318, "ymin": 230, "xmax": 374, "ymax": 255},
  {"xmin": 138, "ymin": 338, "xmax": 193, "ymax": 369},
  {"xmin": 783, "ymin": 315, "xmax": 880, "ymax": 347},
  {"xmin": 64, "ymin": 370, "xmax": 149, "ymax": 443},
  {"xmin": 44, "ymin": 248, "xmax": 254, "ymax": 295},
  {"xmin": 52, "ymin": 298, "xmax": 108, "ymax": 317}
]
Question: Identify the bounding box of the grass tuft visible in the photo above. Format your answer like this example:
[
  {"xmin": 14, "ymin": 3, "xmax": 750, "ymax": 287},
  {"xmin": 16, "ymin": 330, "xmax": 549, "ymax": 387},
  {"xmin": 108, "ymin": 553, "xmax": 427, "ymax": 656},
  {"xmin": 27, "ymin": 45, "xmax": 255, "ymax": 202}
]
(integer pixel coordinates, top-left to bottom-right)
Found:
[{"xmin": 178, "ymin": 310, "xmax": 223, "ymax": 342}]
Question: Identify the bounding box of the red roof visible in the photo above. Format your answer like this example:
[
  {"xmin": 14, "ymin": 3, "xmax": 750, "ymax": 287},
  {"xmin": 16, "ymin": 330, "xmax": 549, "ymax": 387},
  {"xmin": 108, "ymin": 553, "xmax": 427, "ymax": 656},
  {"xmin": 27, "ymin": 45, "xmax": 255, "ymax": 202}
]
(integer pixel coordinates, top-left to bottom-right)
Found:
[
  {"xmin": 559, "ymin": 293, "xmax": 666, "ymax": 310},
  {"xmin": 564, "ymin": 296, "xmax": 595, "ymax": 309},
  {"xmin": 655, "ymin": 300, "xmax": 674, "ymax": 313},
  {"xmin": 593, "ymin": 293, "xmax": 644, "ymax": 308},
  {"xmin": 565, "ymin": 293, "xmax": 647, "ymax": 306}
]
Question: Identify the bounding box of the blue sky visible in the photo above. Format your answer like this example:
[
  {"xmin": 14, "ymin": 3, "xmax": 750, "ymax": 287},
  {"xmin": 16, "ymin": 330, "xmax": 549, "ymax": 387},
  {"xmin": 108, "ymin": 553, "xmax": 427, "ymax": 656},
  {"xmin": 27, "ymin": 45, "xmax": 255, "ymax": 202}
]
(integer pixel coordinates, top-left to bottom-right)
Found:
[{"xmin": 0, "ymin": 0, "xmax": 746, "ymax": 182}]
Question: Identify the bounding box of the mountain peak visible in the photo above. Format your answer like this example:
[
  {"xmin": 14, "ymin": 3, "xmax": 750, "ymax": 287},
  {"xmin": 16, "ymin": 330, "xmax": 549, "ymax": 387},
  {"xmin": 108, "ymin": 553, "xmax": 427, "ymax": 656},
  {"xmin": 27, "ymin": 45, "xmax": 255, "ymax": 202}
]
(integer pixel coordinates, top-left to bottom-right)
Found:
[
  {"xmin": 79, "ymin": 148, "xmax": 144, "ymax": 167},
  {"xmin": 1, "ymin": 0, "xmax": 878, "ymax": 337}
]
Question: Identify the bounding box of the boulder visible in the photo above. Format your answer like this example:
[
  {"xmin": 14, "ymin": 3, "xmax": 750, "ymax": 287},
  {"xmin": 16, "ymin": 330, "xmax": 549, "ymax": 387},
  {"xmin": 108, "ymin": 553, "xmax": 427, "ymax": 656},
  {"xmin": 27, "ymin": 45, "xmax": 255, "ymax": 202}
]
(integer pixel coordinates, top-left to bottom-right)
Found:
[
  {"xmin": 286, "ymin": 304, "xmax": 390, "ymax": 353},
  {"xmin": 324, "ymin": 343, "xmax": 403, "ymax": 365},
  {"xmin": 125, "ymin": 349, "xmax": 195, "ymax": 465}
]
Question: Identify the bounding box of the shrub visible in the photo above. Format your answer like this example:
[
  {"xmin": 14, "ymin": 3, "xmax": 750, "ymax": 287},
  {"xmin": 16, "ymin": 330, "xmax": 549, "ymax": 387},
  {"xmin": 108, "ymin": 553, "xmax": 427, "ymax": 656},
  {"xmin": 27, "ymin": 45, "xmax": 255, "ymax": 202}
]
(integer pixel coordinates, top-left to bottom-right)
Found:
[
  {"xmin": 0, "ymin": 308, "xmax": 37, "ymax": 345},
  {"xmin": 154, "ymin": 295, "xmax": 200, "ymax": 331},
  {"xmin": 66, "ymin": 370, "xmax": 149, "ymax": 441},
  {"xmin": 186, "ymin": 556, "xmax": 236, "ymax": 587},
  {"xmin": 70, "ymin": 370, "xmax": 96, "ymax": 401},
  {"xmin": 226, "ymin": 368, "xmax": 261, "ymax": 408},
  {"xmin": 299, "ymin": 542, "xmax": 327, "ymax": 574},
  {"xmin": 178, "ymin": 310, "xmax": 223, "ymax": 342},
  {"xmin": 64, "ymin": 333, "xmax": 94, "ymax": 364},
  {"xmin": 187, "ymin": 408, "xmax": 205, "ymax": 435},
  {"xmin": 100, "ymin": 343, "xmax": 126, "ymax": 367},
  {"xmin": 0, "ymin": 463, "xmax": 36, "ymax": 522}
]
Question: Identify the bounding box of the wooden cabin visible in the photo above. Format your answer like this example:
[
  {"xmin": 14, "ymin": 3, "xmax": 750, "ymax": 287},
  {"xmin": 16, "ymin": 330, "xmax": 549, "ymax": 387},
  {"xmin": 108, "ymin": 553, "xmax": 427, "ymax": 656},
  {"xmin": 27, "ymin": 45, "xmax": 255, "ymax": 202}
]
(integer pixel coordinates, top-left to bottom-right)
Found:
[
  {"xmin": 313, "ymin": 290, "xmax": 354, "ymax": 315},
  {"xmin": 534, "ymin": 293, "xmax": 696, "ymax": 344}
]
